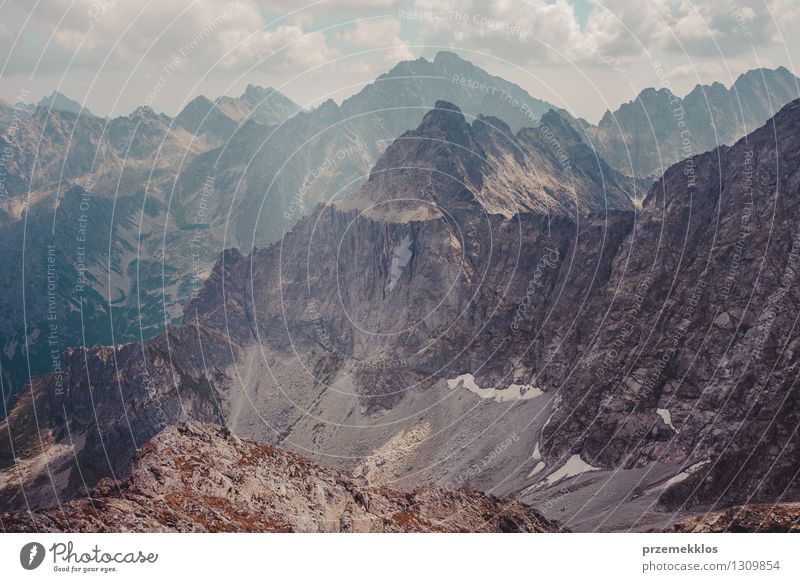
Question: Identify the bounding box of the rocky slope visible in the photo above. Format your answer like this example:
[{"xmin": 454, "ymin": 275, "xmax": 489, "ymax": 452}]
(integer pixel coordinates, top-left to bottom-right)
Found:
[
  {"xmin": 176, "ymin": 51, "xmax": 568, "ymax": 253},
  {"xmin": 0, "ymin": 105, "xmax": 219, "ymax": 403},
  {"xmin": 669, "ymin": 503, "xmax": 800, "ymax": 533},
  {"xmin": 0, "ymin": 87, "xmax": 302, "ymax": 401},
  {"xmin": 582, "ymin": 66, "xmax": 799, "ymax": 178},
  {"xmin": 0, "ymin": 104, "xmax": 214, "ymax": 211},
  {"xmin": 532, "ymin": 97, "xmax": 800, "ymax": 529},
  {"xmin": 5, "ymin": 53, "xmax": 788, "ymax": 412},
  {"xmin": 0, "ymin": 98, "xmax": 30, "ymax": 131},
  {"xmin": 0, "ymin": 421, "xmax": 558, "ymax": 533}
]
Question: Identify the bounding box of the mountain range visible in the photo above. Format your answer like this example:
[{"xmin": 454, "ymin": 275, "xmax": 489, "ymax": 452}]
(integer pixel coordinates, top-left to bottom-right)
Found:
[
  {"xmin": 2, "ymin": 94, "xmax": 800, "ymax": 530},
  {"xmin": 1, "ymin": 54, "xmax": 796, "ymax": 402},
  {"xmin": 582, "ymin": 66, "xmax": 800, "ymax": 178},
  {"xmin": 1, "ymin": 53, "xmax": 799, "ymax": 533}
]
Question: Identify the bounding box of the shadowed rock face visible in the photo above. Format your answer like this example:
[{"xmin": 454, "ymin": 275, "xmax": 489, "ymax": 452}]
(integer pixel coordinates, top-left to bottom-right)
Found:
[
  {"xmin": 542, "ymin": 98, "xmax": 800, "ymax": 513},
  {"xmin": 0, "ymin": 421, "xmax": 560, "ymax": 533},
  {"xmin": 2, "ymin": 99, "xmax": 800, "ymax": 532}
]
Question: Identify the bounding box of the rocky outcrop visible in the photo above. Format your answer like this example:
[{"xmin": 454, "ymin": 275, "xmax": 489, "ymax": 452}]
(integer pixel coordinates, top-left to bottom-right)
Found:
[
  {"xmin": 215, "ymin": 84, "xmax": 301, "ymax": 126},
  {"xmin": 539, "ymin": 98, "xmax": 800, "ymax": 515},
  {"xmin": 0, "ymin": 329, "xmax": 230, "ymax": 511},
  {"xmin": 0, "ymin": 421, "xmax": 559, "ymax": 533},
  {"xmin": 669, "ymin": 503, "xmax": 800, "ymax": 533},
  {"xmin": 173, "ymin": 96, "xmax": 240, "ymax": 144},
  {"xmin": 213, "ymin": 101, "xmax": 634, "ymax": 416},
  {"xmin": 0, "ymin": 104, "xmax": 222, "ymax": 402},
  {"xmin": 0, "ymin": 86, "xmax": 297, "ymax": 400}
]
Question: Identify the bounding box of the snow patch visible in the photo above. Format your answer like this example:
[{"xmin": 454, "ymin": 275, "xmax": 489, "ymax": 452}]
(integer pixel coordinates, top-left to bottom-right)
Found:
[
  {"xmin": 446, "ymin": 373, "xmax": 543, "ymax": 402},
  {"xmin": 532, "ymin": 442, "xmax": 542, "ymax": 461},
  {"xmin": 3, "ymin": 340, "xmax": 17, "ymax": 359},
  {"xmin": 664, "ymin": 460, "xmax": 710, "ymax": 489},
  {"xmin": 528, "ymin": 461, "xmax": 546, "ymax": 478},
  {"xmin": 657, "ymin": 408, "xmax": 675, "ymax": 430},
  {"xmin": 27, "ymin": 328, "xmax": 41, "ymax": 343},
  {"xmin": 544, "ymin": 454, "xmax": 601, "ymax": 486}
]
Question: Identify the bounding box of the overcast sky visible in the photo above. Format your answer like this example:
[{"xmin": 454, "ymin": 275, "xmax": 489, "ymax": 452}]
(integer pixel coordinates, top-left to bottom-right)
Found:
[{"xmin": 1, "ymin": 0, "xmax": 798, "ymax": 123}]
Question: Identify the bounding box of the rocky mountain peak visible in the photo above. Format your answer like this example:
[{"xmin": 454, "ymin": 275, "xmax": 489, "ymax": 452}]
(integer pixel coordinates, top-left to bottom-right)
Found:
[
  {"xmin": 214, "ymin": 85, "xmax": 301, "ymax": 126},
  {"xmin": 242, "ymin": 83, "xmax": 274, "ymax": 100},
  {"xmin": 433, "ymin": 50, "xmax": 468, "ymax": 66},
  {"xmin": 338, "ymin": 99, "xmax": 633, "ymax": 220},
  {"xmin": 36, "ymin": 90, "xmax": 93, "ymax": 116},
  {"xmin": 175, "ymin": 94, "xmax": 237, "ymax": 141},
  {"xmin": 537, "ymin": 109, "xmax": 582, "ymax": 142},
  {"xmin": 735, "ymin": 65, "xmax": 796, "ymax": 86},
  {"xmin": 176, "ymin": 94, "xmax": 217, "ymax": 119},
  {"xmin": 417, "ymin": 100, "xmax": 471, "ymax": 139}
]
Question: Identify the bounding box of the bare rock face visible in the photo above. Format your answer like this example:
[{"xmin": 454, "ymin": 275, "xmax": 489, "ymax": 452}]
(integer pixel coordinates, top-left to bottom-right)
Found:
[
  {"xmin": 541, "ymin": 98, "xmax": 800, "ymax": 513},
  {"xmin": 0, "ymin": 421, "xmax": 559, "ymax": 533}
]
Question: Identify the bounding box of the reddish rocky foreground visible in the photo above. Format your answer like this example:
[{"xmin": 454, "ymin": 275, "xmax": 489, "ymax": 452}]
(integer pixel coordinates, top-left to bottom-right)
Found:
[{"xmin": 0, "ymin": 422, "xmax": 559, "ymax": 533}]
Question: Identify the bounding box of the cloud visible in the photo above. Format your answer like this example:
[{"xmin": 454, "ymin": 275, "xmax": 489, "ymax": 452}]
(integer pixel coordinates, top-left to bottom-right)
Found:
[
  {"xmin": 408, "ymin": 0, "xmax": 591, "ymax": 63},
  {"xmin": 584, "ymin": 0, "xmax": 799, "ymax": 60},
  {"xmin": 215, "ymin": 23, "xmax": 338, "ymax": 73},
  {"xmin": 405, "ymin": 0, "xmax": 795, "ymax": 66},
  {"xmin": 1, "ymin": 0, "xmax": 795, "ymax": 118},
  {"xmin": 0, "ymin": 0, "xmax": 337, "ymax": 76},
  {"xmin": 4, "ymin": 0, "xmax": 793, "ymax": 79},
  {"xmin": 339, "ymin": 17, "xmax": 413, "ymax": 63},
  {"xmin": 667, "ymin": 57, "xmax": 771, "ymax": 81},
  {"xmin": 663, "ymin": 0, "xmax": 798, "ymax": 56}
]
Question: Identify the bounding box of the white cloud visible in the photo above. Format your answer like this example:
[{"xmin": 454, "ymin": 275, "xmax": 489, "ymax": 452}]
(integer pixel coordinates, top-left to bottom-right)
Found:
[
  {"xmin": 0, "ymin": 0, "xmax": 337, "ymax": 76},
  {"xmin": 584, "ymin": 0, "xmax": 800, "ymax": 59},
  {"xmin": 4, "ymin": 0, "xmax": 793, "ymax": 78},
  {"xmin": 407, "ymin": 0, "xmax": 796, "ymax": 66},
  {"xmin": 339, "ymin": 17, "xmax": 413, "ymax": 63},
  {"xmin": 264, "ymin": 0, "xmax": 403, "ymax": 12},
  {"xmin": 410, "ymin": 0, "xmax": 591, "ymax": 63}
]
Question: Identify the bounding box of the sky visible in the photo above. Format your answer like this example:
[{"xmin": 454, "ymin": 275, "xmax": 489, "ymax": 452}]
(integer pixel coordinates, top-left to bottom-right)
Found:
[{"xmin": 1, "ymin": 0, "xmax": 798, "ymax": 123}]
